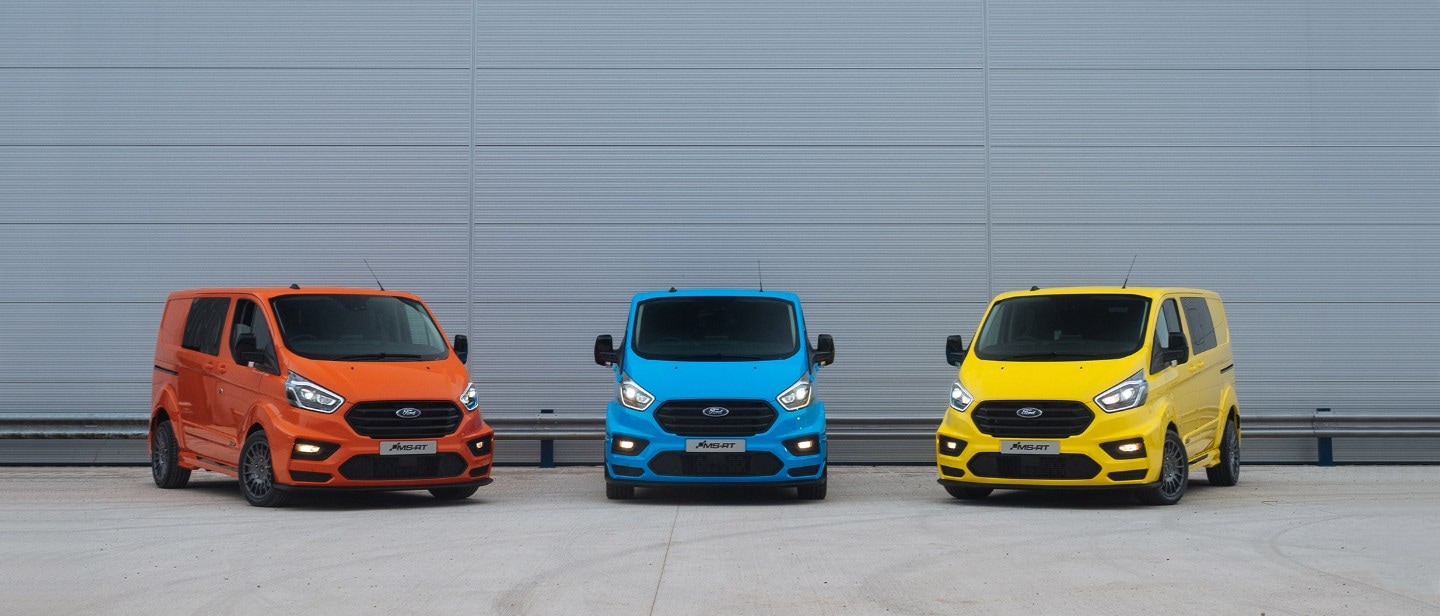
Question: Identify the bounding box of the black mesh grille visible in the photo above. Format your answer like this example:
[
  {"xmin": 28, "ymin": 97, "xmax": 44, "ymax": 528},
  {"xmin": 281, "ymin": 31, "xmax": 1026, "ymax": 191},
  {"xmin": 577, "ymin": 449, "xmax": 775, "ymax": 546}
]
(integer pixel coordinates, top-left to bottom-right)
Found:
[
  {"xmin": 967, "ymin": 453, "xmax": 1101, "ymax": 480},
  {"xmin": 345, "ymin": 401, "xmax": 462, "ymax": 439},
  {"xmin": 654, "ymin": 400, "xmax": 778, "ymax": 436},
  {"xmin": 972, "ymin": 400, "xmax": 1094, "ymax": 438},
  {"xmin": 338, "ymin": 453, "xmax": 467, "ymax": 480},
  {"xmin": 648, "ymin": 452, "xmax": 783, "ymax": 477}
]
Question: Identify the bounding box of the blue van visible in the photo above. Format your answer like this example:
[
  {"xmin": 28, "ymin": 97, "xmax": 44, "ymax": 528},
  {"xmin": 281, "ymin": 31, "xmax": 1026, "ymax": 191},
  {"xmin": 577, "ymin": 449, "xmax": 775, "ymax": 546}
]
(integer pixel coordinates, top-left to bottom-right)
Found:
[{"xmin": 594, "ymin": 289, "xmax": 835, "ymax": 500}]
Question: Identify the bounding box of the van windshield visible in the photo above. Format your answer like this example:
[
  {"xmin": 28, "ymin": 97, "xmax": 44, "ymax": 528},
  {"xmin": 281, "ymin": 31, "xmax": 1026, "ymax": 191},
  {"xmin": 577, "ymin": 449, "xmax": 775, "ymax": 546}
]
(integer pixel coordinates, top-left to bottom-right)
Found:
[
  {"xmin": 632, "ymin": 296, "xmax": 799, "ymax": 361},
  {"xmin": 974, "ymin": 294, "xmax": 1150, "ymax": 361},
  {"xmin": 270, "ymin": 294, "xmax": 449, "ymax": 361}
]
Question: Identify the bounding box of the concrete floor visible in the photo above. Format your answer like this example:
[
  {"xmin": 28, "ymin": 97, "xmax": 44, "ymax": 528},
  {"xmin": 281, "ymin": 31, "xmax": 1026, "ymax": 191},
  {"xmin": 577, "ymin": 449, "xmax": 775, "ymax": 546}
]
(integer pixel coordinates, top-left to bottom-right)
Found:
[{"xmin": 1, "ymin": 466, "xmax": 1437, "ymax": 615}]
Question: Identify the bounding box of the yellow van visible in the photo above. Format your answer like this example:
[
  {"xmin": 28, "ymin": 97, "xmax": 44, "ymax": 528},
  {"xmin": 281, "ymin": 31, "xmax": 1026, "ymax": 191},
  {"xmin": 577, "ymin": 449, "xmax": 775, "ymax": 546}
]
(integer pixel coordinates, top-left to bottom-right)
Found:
[{"xmin": 936, "ymin": 287, "xmax": 1240, "ymax": 505}]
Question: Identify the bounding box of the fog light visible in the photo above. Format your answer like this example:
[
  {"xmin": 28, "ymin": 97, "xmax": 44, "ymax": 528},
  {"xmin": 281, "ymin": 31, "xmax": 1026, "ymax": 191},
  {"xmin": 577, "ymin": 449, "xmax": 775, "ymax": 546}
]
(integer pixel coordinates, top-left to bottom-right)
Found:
[
  {"xmin": 937, "ymin": 436, "xmax": 966, "ymax": 457},
  {"xmin": 783, "ymin": 435, "xmax": 822, "ymax": 456},
  {"xmin": 610, "ymin": 435, "xmax": 648, "ymax": 456},
  {"xmin": 467, "ymin": 435, "xmax": 494, "ymax": 456},
  {"xmin": 290, "ymin": 440, "xmax": 338, "ymax": 461},
  {"xmin": 1101, "ymin": 438, "xmax": 1147, "ymax": 460}
]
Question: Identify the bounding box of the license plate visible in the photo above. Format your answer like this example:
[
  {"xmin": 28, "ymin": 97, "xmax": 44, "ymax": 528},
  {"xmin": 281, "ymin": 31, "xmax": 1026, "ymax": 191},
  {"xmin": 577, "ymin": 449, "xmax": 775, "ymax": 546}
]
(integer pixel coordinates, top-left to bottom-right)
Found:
[
  {"xmin": 1000, "ymin": 440, "xmax": 1059, "ymax": 455},
  {"xmin": 685, "ymin": 439, "xmax": 746, "ymax": 453},
  {"xmin": 380, "ymin": 440, "xmax": 437, "ymax": 455}
]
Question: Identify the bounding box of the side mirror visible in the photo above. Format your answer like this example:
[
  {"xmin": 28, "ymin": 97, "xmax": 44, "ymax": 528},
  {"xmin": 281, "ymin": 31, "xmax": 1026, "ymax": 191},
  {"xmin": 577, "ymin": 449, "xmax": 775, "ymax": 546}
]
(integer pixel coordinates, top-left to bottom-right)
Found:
[
  {"xmin": 945, "ymin": 335, "xmax": 967, "ymax": 366},
  {"xmin": 811, "ymin": 334, "xmax": 835, "ymax": 367},
  {"xmin": 1161, "ymin": 332, "xmax": 1189, "ymax": 365},
  {"xmin": 453, "ymin": 334, "xmax": 469, "ymax": 365},
  {"xmin": 234, "ymin": 334, "xmax": 276, "ymax": 374},
  {"xmin": 594, "ymin": 334, "xmax": 619, "ymax": 366}
]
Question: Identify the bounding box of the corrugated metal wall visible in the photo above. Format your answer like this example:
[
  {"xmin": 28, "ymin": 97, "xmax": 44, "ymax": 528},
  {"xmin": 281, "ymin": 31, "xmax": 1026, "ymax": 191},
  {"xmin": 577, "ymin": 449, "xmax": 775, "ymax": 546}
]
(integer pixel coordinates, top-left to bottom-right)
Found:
[{"xmin": 2, "ymin": 1, "xmax": 1437, "ymax": 463}]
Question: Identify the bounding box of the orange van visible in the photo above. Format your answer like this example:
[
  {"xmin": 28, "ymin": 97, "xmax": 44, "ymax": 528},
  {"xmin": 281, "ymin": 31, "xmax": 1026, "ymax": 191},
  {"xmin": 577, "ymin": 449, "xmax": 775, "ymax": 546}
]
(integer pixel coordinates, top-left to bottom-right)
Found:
[{"xmin": 148, "ymin": 286, "xmax": 494, "ymax": 506}]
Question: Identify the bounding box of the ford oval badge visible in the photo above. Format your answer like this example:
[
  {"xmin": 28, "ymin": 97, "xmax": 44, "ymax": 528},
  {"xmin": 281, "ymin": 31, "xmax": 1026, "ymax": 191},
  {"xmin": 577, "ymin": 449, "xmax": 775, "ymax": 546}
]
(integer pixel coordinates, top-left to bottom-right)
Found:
[
  {"xmin": 1016, "ymin": 407, "xmax": 1043, "ymax": 418},
  {"xmin": 701, "ymin": 406, "xmax": 730, "ymax": 418},
  {"xmin": 395, "ymin": 407, "xmax": 423, "ymax": 419}
]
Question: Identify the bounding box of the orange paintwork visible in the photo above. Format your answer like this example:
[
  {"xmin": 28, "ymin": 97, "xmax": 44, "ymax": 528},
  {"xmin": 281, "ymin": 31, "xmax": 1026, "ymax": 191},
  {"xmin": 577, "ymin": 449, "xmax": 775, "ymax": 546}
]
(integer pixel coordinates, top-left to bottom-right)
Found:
[{"xmin": 149, "ymin": 287, "xmax": 493, "ymax": 501}]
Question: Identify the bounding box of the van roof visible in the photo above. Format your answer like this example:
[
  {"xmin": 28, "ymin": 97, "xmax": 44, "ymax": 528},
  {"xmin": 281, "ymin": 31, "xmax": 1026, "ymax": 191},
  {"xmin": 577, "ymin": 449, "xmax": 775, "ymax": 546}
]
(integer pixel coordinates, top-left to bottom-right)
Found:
[
  {"xmin": 631, "ymin": 288, "xmax": 801, "ymax": 303},
  {"xmin": 164, "ymin": 286, "xmax": 423, "ymax": 302},
  {"xmin": 992, "ymin": 286, "xmax": 1221, "ymax": 302}
]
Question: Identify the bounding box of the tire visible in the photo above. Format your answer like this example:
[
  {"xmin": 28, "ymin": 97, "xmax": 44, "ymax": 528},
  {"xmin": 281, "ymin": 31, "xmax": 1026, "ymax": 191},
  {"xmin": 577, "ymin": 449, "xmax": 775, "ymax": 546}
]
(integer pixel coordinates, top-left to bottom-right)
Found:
[
  {"xmin": 605, "ymin": 482, "xmax": 635, "ymax": 500},
  {"xmin": 150, "ymin": 420, "xmax": 191, "ymax": 489},
  {"xmin": 239, "ymin": 431, "xmax": 293, "ymax": 507},
  {"xmin": 429, "ymin": 486, "xmax": 479, "ymax": 501},
  {"xmin": 1205, "ymin": 417, "xmax": 1241, "ymax": 487},
  {"xmin": 944, "ymin": 485, "xmax": 993, "ymax": 500},
  {"xmin": 1137, "ymin": 430, "xmax": 1188, "ymax": 506},
  {"xmin": 797, "ymin": 469, "xmax": 827, "ymax": 500}
]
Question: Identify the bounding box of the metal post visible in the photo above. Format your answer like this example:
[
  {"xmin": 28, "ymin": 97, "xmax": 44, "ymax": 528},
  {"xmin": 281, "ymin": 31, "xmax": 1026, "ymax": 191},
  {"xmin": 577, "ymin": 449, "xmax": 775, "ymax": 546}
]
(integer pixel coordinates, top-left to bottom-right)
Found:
[
  {"xmin": 539, "ymin": 409, "xmax": 555, "ymax": 468},
  {"xmin": 1316, "ymin": 408, "xmax": 1334, "ymax": 466}
]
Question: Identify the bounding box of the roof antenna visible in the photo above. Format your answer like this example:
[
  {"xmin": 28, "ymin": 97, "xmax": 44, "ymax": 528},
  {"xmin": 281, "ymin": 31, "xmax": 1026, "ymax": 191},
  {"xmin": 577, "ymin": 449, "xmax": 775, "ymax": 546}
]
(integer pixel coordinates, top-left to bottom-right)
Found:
[
  {"xmin": 363, "ymin": 259, "xmax": 385, "ymax": 291},
  {"xmin": 1121, "ymin": 254, "xmax": 1138, "ymax": 289},
  {"xmin": 756, "ymin": 260, "xmax": 764, "ymax": 292}
]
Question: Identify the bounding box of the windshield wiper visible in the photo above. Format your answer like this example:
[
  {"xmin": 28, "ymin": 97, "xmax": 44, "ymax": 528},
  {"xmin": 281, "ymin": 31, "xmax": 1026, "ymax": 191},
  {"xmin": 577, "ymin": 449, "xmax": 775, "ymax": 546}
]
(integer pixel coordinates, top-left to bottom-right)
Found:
[
  {"xmin": 995, "ymin": 351, "xmax": 1102, "ymax": 360},
  {"xmin": 334, "ymin": 353, "xmax": 426, "ymax": 361},
  {"xmin": 669, "ymin": 353, "xmax": 769, "ymax": 361}
]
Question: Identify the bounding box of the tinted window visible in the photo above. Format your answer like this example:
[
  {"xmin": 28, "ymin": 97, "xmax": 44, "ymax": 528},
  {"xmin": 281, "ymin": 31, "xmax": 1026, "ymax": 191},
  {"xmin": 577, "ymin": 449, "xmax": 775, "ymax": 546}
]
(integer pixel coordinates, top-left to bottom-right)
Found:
[
  {"xmin": 229, "ymin": 299, "xmax": 278, "ymax": 373},
  {"xmin": 1150, "ymin": 299, "xmax": 1187, "ymax": 373},
  {"xmin": 973, "ymin": 294, "xmax": 1150, "ymax": 361},
  {"xmin": 632, "ymin": 296, "xmax": 799, "ymax": 361},
  {"xmin": 181, "ymin": 297, "xmax": 230, "ymax": 356},
  {"xmin": 1181, "ymin": 297, "xmax": 1217, "ymax": 355},
  {"xmin": 270, "ymin": 294, "xmax": 448, "ymax": 361}
]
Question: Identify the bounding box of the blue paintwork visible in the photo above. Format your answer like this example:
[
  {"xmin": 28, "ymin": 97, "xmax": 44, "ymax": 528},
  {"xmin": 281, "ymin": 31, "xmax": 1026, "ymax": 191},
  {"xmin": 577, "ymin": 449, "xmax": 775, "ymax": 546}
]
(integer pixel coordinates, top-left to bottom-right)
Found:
[{"xmin": 603, "ymin": 288, "xmax": 827, "ymax": 486}]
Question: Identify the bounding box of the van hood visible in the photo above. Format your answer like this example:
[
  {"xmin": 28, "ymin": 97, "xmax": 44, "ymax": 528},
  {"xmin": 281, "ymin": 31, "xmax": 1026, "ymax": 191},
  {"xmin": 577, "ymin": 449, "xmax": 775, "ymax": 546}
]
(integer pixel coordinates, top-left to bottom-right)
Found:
[
  {"xmin": 624, "ymin": 356, "xmax": 809, "ymax": 402},
  {"xmin": 960, "ymin": 357, "xmax": 1143, "ymax": 402},
  {"xmin": 288, "ymin": 359, "xmax": 469, "ymax": 403}
]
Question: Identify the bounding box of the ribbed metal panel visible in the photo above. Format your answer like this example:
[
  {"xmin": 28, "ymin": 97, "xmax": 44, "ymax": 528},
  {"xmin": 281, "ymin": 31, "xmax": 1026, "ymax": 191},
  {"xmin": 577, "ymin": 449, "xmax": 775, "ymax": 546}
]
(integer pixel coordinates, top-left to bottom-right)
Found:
[
  {"xmin": 1, "ymin": 0, "xmax": 1437, "ymax": 467},
  {"xmin": 0, "ymin": 225, "xmax": 470, "ymax": 303},
  {"xmin": 472, "ymin": 224, "xmax": 987, "ymax": 304},
  {"xmin": 0, "ymin": 69, "xmax": 469, "ymax": 145},
  {"xmin": 990, "ymin": 224, "xmax": 1440, "ymax": 303},
  {"xmin": 989, "ymin": 1, "xmax": 1440, "ymax": 69},
  {"xmin": 477, "ymin": 69, "xmax": 981, "ymax": 146},
  {"xmin": 989, "ymin": 70, "xmax": 1440, "ymax": 146},
  {"xmin": 991, "ymin": 148, "xmax": 1440, "ymax": 226},
  {"xmin": 475, "ymin": 147, "xmax": 985, "ymax": 225},
  {"xmin": 0, "ymin": 147, "xmax": 468, "ymax": 224},
  {"xmin": 0, "ymin": 1, "xmax": 471, "ymax": 68},
  {"xmin": 475, "ymin": 0, "xmax": 982, "ymax": 68}
]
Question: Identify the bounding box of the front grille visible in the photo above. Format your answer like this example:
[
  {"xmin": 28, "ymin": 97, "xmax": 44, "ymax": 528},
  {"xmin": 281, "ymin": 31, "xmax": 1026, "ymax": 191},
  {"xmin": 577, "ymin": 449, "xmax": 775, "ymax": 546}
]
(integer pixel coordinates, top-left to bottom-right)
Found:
[
  {"xmin": 654, "ymin": 399, "xmax": 778, "ymax": 436},
  {"xmin": 648, "ymin": 452, "xmax": 783, "ymax": 477},
  {"xmin": 338, "ymin": 453, "xmax": 467, "ymax": 480},
  {"xmin": 972, "ymin": 400, "xmax": 1094, "ymax": 438},
  {"xmin": 967, "ymin": 453, "xmax": 1101, "ymax": 480},
  {"xmin": 345, "ymin": 400, "xmax": 462, "ymax": 439}
]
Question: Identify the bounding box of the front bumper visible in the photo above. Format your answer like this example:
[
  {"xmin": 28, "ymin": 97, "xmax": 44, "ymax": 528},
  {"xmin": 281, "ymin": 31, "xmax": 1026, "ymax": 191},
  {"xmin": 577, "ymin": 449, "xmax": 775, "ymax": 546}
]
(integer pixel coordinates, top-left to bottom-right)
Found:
[
  {"xmin": 934, "ymin": 402, "xmax": 1167, "ymax": 489},
  {"xmin": 605, "ymin": 401, "xmax": 826, "ymax": 485},
  {"xmin": 263, "ymin": 408, "xmax": 495, "ymax": 491}
]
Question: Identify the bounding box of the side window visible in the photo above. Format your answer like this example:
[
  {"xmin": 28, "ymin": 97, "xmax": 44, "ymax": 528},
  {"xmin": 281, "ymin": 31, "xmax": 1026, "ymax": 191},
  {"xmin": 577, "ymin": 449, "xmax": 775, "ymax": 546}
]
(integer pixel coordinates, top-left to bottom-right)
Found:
[
  {"xmin": 230, "ymin": 299, "xmax": 278, "ymax": 373},
  {"xmin": 1149, "ymin": 299, "xmax": 1186, "ymax": 373},
  {"xmin": 181, "ymin": 297, "xmax": 230, "ymax": 356},
  {"xmin": 1181, "ymin": 297, "xmax": 1217, "ymax": 355}
]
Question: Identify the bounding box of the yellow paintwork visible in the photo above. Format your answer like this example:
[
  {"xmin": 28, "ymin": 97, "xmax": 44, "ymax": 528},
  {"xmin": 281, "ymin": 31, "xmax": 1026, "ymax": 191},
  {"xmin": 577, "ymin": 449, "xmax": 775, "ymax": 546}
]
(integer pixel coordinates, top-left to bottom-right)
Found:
[{"xmin": 936, "ymin": 286, "xmax": 1240, "ymax": 490}]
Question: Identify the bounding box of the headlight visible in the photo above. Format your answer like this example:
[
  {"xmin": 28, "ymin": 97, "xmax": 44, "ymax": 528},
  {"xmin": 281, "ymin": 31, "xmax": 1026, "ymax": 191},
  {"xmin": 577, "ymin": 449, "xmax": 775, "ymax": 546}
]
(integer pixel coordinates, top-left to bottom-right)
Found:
[
  {"xmin": 1095, "ymin": 371, "xmax": 1148, "ymax": 413},
  {"xmin": 284, "ymin": 371, "xmax": 345, "ymax": 414},
  {"xmin": 459, "ymin": 382, "xmax": 480, "ymax": 411},
  {"xmin": 777, "ymin": 378, "xmax": 813, "ymax": 411},
  {"xmin": 618, "ymin": 375, "xmax": 655, "ymax": 411},
  {"xmin": 949, "ymin": 381, "xmax": 974, "ymax": 412}
]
